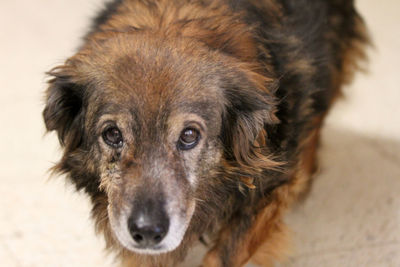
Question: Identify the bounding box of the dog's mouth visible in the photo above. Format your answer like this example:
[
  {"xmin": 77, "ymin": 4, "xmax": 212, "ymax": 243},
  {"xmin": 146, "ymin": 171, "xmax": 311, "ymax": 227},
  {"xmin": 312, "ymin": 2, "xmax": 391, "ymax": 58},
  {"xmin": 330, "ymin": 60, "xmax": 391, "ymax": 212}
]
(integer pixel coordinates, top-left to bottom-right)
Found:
[
  {"xmin": 108, "ymin": 200, "xmax": 196, "ymax": 254},
  {"xmin": 128, "ymin": 243, "xmax": 168, "ymax": 254}
]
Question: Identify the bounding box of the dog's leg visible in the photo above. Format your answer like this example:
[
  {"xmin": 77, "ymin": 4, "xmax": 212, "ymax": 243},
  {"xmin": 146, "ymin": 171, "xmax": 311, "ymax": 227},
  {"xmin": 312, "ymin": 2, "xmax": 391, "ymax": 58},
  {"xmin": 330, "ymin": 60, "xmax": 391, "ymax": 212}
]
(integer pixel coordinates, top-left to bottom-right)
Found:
[
  {"xmin": 250, "ymin": 126, "xmax": 322, "ymax": 267},
  {"xmin": 201, "ymin": 185, "xmax": 291, "ymax": 267},
  {"xmin": 202, "ymin": 126, "xmax": 322, "ymax": 267}
]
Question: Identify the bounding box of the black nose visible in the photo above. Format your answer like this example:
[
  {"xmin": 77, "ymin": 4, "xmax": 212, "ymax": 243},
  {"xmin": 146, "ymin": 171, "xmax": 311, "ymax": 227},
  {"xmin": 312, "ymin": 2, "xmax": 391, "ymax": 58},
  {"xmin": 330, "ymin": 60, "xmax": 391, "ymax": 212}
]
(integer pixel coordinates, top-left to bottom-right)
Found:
[
  {"xmin": 127, "ymin": 199, "xmax": 170, "ymax": 248},
  {"xmin": 128, "ymin": 219, "xmax": 168, "ymax": 246}
]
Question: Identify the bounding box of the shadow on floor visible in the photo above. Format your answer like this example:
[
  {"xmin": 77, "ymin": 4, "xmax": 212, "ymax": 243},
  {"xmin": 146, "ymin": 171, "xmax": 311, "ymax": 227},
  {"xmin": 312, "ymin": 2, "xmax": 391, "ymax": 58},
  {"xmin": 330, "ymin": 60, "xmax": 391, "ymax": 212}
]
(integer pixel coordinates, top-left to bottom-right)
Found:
[{"xmin": 282, "ymin": 126, "xmax": 400, "ymax": 267}]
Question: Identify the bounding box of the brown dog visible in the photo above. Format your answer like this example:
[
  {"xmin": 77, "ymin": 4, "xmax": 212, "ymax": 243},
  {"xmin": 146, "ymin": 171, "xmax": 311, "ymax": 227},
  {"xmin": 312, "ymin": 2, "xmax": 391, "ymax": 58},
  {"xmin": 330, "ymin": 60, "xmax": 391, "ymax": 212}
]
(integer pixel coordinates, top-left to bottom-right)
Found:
[{"xmin": 43, "ymin": 0, "xmax": 368, "ymax": 266}]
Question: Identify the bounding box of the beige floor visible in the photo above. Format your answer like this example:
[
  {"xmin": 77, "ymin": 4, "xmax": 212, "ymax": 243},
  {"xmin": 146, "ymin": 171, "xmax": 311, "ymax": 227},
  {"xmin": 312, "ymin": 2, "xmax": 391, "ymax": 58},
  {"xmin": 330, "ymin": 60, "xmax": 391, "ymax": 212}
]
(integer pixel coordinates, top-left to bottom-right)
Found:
[{"xmin": 1, "ymin": 0, "xmax": 399, "ymax": 266}]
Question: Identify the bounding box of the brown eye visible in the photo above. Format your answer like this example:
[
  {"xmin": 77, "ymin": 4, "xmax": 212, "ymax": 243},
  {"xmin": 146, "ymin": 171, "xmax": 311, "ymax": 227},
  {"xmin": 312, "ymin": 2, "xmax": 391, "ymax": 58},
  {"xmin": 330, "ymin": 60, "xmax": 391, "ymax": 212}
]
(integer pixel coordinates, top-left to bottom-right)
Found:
[
  {"xmin": 102, "ymin": 127, "xmax": 123, "ymax": 148},
  {"xmin": 178, "ymin": 128, "xmax": 200, "ymax": 150}
]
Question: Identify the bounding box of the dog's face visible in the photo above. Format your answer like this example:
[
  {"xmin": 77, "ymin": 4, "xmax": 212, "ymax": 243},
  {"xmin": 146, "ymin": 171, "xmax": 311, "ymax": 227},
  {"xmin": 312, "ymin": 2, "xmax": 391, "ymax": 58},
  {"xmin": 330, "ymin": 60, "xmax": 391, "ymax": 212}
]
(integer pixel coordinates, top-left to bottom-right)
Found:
[{"xmin": 43, "ymin": 33, "xmax": 276, "ymax": 254}]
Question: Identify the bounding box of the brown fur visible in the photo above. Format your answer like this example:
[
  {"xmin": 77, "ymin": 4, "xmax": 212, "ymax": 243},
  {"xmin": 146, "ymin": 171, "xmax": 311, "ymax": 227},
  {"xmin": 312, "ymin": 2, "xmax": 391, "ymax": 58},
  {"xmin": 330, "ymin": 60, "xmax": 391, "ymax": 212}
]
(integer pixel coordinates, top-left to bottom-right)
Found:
[{"xmin": 43, "ymin": 0, "xmax": 368, "ymax": 266}]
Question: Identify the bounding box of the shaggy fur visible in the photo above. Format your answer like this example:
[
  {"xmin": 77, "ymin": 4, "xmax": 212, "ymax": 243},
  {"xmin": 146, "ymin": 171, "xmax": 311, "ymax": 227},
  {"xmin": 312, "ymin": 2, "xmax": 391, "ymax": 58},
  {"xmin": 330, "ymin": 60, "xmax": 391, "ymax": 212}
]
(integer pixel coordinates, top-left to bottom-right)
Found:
[{"xmin": 43, "ymin": 0, "xmax": 368, "ymax": 266}]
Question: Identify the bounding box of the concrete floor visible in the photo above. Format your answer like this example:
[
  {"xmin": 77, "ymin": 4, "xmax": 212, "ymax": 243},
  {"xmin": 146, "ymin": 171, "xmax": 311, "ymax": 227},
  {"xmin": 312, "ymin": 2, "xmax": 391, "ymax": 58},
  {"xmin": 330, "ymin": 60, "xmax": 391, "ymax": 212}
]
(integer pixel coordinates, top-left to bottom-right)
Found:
[{"xmin": 1, "ymin": 0, "xmax": 399, "ymax": 266}]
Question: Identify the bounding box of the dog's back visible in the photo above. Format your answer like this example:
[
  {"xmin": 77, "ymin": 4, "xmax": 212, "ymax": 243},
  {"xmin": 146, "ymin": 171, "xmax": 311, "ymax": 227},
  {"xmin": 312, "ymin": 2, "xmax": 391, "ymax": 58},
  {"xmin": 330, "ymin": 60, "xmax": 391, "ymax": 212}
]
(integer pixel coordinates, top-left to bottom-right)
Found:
[{"xmin": 231, "ymin": 0, "xmax": 367, "ymax": 155}]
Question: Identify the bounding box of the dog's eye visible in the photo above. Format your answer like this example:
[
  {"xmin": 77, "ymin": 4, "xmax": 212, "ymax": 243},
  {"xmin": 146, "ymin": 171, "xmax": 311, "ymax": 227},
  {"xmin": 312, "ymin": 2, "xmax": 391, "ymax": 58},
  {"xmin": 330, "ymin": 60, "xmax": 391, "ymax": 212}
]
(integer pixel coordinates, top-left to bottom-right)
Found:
[
  {"xmin": 178, "ymin": 128, "xmax": 200, "ymax": 150},
  {"xmin": 102, "ymin": 127, "xmax": 123, "ymax": 148}
]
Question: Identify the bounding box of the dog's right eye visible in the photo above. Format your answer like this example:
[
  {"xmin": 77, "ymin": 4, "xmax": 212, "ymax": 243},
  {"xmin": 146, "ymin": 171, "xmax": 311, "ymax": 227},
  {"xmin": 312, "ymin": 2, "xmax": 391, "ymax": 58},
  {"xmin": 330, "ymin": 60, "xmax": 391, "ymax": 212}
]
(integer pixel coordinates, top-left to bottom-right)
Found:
[
  {"xmin": 178, "ymin": 128, "xmax": 200, "ymax": 150},
  {"xmin": 102, "ymin": 127, "xmax": 123, "ymax": 148}
]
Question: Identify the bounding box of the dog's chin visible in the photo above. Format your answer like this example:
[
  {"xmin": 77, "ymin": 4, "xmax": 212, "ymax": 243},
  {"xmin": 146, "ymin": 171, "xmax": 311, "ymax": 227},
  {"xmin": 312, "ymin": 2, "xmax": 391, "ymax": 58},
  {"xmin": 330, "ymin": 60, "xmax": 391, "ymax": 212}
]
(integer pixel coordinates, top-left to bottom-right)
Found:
[
  {"xmin": 108, "ymin": 202, "xmax": 196, "ymax": 255},
  {"xmin": 125, "ymin": 244, "xmax": 172, "ymax": 255}
]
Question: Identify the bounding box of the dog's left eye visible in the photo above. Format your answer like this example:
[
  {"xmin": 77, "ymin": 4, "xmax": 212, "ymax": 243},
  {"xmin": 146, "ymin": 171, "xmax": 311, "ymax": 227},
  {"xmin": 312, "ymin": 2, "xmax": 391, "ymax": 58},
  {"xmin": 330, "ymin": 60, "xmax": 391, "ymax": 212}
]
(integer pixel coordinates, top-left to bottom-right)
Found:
[
  {"xmin": 178, "ymin": 128, "xmax": 200, "ymax": 150},
  {"xmin": 102, "ymin": 127, "xmax": 123, "ymax": 148}
]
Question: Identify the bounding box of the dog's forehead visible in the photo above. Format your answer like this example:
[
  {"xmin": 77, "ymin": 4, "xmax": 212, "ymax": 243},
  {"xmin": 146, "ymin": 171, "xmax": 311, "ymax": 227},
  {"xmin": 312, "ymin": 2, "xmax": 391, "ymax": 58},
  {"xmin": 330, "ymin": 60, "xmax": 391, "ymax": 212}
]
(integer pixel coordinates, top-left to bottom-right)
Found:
[
  {"xmin": 83, "ymin": 34, "xmax": 226, "ymax": 130},
  {"xmin": 83, "ymin": 34, "xmax": 224, "ymax": 133}
]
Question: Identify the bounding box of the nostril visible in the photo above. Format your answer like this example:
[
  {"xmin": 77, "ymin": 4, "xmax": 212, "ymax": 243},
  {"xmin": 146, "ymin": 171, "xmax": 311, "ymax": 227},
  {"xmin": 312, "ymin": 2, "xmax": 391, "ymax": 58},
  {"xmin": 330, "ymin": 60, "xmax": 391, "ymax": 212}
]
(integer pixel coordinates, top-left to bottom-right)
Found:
[
  {"xmin": 153, "ymin": 234, "xmax": 162, "ymax": 243},
  {"xmin": 132, "ymin": 233, "xmax": 144, "ymax": 243},
  {"xmin": 151, "ymin": 225, "xmax": 167, "ymax": 244},
  {"xmin": 128, "ymin": 221, "xmax": 145, "ymax": 245}
]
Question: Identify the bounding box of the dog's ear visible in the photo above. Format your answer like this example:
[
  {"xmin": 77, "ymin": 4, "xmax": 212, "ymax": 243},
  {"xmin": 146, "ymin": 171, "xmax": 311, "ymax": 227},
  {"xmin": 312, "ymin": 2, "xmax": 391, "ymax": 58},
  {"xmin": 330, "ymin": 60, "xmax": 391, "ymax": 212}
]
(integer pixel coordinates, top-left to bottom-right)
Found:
[
  {"xmin": 43, "ymin": 66, "xmax": 86, "ymax": 152},
  {"xmin": 221, "ymin": 68, "xmax": 279, "ymax": 170}
]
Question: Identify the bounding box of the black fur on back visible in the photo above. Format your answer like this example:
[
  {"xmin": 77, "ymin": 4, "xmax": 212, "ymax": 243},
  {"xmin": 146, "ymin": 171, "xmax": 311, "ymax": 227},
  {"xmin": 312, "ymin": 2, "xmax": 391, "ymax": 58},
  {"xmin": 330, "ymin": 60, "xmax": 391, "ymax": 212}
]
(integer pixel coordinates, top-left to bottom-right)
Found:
[
  {"xmin": 230, "ymin": 0, "xmax": 367, "ymax": 162},
  {"xmin": 87, "ymin": 0, "xmax": 124, "ymax": 36}
]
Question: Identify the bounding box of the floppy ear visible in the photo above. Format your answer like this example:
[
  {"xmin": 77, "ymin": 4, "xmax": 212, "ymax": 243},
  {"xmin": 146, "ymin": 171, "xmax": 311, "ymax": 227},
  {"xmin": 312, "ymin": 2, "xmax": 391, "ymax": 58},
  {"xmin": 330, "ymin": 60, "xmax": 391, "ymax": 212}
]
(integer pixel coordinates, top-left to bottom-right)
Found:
[
  {"xmin": 221, "ymin": 68, "xmax": 280, "ymax": 171},
  {"xmin": 43, "ymin": 67, "xmax": 86, "ymax": 152}
]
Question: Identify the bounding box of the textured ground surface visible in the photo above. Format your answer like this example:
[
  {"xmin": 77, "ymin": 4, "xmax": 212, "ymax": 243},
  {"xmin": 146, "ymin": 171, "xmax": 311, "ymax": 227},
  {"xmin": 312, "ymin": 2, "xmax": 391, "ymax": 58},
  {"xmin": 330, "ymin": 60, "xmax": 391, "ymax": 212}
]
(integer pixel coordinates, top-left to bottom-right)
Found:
[{"xmin": 1, "ymin": 0, "xmax": 399, "ymax": 266}]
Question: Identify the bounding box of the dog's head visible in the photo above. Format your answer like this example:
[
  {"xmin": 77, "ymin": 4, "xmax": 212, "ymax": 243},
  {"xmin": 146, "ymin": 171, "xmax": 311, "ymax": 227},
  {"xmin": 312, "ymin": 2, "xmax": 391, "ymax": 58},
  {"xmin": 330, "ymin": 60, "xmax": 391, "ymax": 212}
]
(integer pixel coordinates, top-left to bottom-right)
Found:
[{"xmin": 43, "ymin": 33, "xmax": 277, "ymax": 254}]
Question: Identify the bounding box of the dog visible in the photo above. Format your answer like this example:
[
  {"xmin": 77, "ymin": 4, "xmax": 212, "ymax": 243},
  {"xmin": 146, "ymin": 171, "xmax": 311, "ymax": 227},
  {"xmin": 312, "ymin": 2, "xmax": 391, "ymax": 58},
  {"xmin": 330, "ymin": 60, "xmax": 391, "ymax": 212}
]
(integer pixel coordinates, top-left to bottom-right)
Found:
[{"xmin": 43, "ymin": 0, "xmax": 368, "ymax": 266}]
